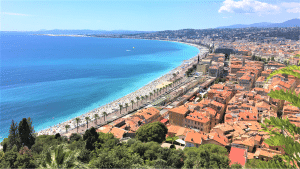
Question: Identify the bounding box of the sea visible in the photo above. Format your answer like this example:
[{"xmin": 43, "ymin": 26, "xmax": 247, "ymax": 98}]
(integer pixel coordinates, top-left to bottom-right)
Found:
[{"xmin": 0, "ymin": 32, "xmax": 199, "ymax": 142}]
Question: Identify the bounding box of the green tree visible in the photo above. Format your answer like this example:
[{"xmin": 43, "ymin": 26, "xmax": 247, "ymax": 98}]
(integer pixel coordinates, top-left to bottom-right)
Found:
[
  {"xmin": 0, "ymin": 145, "xmax": 19, "ymax": 168},
  {"xmin": 89, "ymin": 145, "xmax": 143, "ymax": 168},
  {"xmin": 259, "ymin": 65, "xmax": 300, "ymax": 168},
  {"xmin": 102, "ymin": 111, "xmax": 108, "ymax": 121},
  {"xmin": 153, "ymin": 158, "xmax": 168, "ymax": 168},
  {"xmin": 131, "ymin": 100, "xmax": 134, "ymax": 110},
  {"xmin": 184, "ymin": 144, "xmax": 230, "ymax": 169},
  {"xmin": 141, "ymin": 96, "xmax": 144, "ymax": 104},
  {"xmin": 150, "ymin": 92, "xmax": 153, "ymax": 100},
  {"xmin": 18, "ymin": 118, "xmax": 35, "ymax": 149},
  {"xmin": 231, "ymin": 162, "xmax": 243, "ymax": 168},
  {"xmin": 14, "ymin": 146, "xmax": 36, "ymax": 168},
  {"xmin": 31, "ymin": 142, "xmax": 44, "ymax": 154},
  {"xmin": 136, "ymin": 96, "xmax": 140, "ymax": 107},
  {"xmin": 94, "ymin": 114, "xmax": 99, "ymax": 125},
  {"xmin": 8, "ymin": 120, "xmax": 20, "ymax": 150},
  {"xmin": 85, "ymin": 116, "xmax": 90, "ymax": 129},
  {"xmin": 166, "ymin": 136, "xmax": 179, "ymax": 145},
  {"xmin": 69, "ymin": 133, "xmax": 82, "ymax": 143},
  {"xmin": 65, "ymin": 125, "xmax": 70, "ymax": 133},
  {"xmin": 271, "ymin": 56, "xmax": 275, "ymax": 61},
  {"xmin": 135, "ymin": 122, "xmax": 168, "ymax": 143},
  {"xmin": 75, "ymin": 117, "xmax": 81, "ymax": 133},
  {"xmin": 83, "ymin": 127, "xmax": 99, "ymax": 151},
  {"xmin": 125, "ymin": 103, "xmax": 129, "ymax": 112},
  {"xmin": 77, "ymin": 149, "xmax": 91, "ymax": 163},
  {"xmin": 40, "ymin": 145, "xmax": 76, "ymax": 168},
  {"xmin": 246, "ymin": 157, "xmax": 291, "ymax": 168}
]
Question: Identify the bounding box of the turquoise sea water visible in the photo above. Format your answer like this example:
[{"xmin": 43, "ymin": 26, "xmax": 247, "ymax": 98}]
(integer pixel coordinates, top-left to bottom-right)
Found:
[{"xmin": 0, "ymin": 32, "xmax": 199, "ymax": 141}]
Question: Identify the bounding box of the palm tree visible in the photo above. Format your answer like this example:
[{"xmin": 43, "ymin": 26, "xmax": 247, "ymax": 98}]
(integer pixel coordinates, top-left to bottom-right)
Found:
[
  {"xmin": 75, "ymin": 118, "xmax": 80, "ymax": 133},
  {"xmin": 102, "ymin": 112, "xmax": 108, "ymax": 121},
  {"xmin": 65, "ymin": 125, "xmax": 70, "ymax": 133},
  {"xmin": 150, "ymin": 92, "xmax": 153, "ymax": 100},
  {"xmin": 131, "ymin": 100, "xmax": 134, "ymax": 110},
  {"xmin": 125, "ymin": 103, "xmax": 129, "ymax": 111},
  {"xmin": 94, "ymin": 114, "xmax": 99, "ymax": 125},
  {"xmin": 160, "ymin": 88, "xmax": 162, "ymax": 94},
  {"xmin": 136, "ymin": 96, "xmax": 140, "ymax": 107},
  {"xmin": 119, "ymin": 104, "xmax": 123, "ymax": 114},
  {"xmin": 85, "ymin": 117, "xmax": 90, "ymax": 129},
  {"xmin": 156, "ymin": 89, "xmax": 159, "ymax": 95},
  {"xmin": 41, "ymin": 145, "xmax": 75, "ymax": 168},
  {"xmin": 141, "ymin": 96, "xmax": 144, "ymax": 104},
  {"xmin": 166, "ymin": 136, "xmax": 179, "ymax": 145},
  {"xmin": 145, "ymin": 95, "xmax": 148, "ymax": 101},
  {"xmin": 153, "ymin": 89, "xmax": 156, "ymax": 97}
]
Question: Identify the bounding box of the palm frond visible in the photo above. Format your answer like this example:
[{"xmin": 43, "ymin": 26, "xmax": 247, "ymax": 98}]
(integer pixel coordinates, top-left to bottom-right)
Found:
[
  {"xmin": 268, "ymin": 89, "xmax": 300, "ymax": 108},
  {"xmin": 266, "ymin": 65, "xmax": 300, "ymax": 82}
]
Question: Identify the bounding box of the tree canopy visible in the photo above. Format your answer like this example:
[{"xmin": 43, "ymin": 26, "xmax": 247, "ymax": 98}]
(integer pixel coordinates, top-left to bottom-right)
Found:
[{"xmin": 135, "ymin": 122, "xmax": 168, "ymax": 143}]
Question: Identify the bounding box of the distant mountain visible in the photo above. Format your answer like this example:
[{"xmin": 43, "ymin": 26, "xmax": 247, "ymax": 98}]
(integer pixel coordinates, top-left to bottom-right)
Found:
[
  {"xmin": 217, "ymin": 18, "xmax": 300, "ymax": 29},
  {"xmin": 2, "ymin": 29, "xmax": 154, "ymax": 35}
]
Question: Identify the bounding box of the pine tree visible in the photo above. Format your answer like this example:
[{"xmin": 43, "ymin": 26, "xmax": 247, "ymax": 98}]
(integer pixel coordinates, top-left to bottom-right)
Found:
[
  {"xmin": 18, "ymin": 118, "xmax": 35, "ymax": 149},
  {"xmin": 8, "ymin": 120, "xmax": 20, "ymax": 150}
]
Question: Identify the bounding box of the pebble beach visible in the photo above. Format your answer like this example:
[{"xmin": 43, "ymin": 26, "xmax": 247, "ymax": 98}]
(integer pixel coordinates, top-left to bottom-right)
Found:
[{"xmin": 37, "ymin": 42, "xmax": 208, "ymax": 136}]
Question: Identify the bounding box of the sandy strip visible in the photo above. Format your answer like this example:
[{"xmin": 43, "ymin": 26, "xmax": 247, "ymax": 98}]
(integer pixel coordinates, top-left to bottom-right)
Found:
[{"xmin": 37, "ymin": 41, "xmax": 208, "ymax": 136}]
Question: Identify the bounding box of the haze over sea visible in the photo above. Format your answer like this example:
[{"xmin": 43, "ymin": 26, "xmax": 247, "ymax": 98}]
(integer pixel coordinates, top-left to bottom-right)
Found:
[{"xmin": 0, "ymin": 32, "xmax": 199, "ymax": 141}]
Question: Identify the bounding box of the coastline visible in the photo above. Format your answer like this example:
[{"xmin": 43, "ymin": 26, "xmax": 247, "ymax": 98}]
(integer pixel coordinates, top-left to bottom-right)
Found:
[{"xmin": 36, "ymin": 38, "xmax": 208, "ymax": 136}]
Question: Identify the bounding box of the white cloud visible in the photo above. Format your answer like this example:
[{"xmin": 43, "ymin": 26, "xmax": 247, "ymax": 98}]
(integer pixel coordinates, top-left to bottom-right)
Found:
[
  {"xmin": 281, "ymin": 2, "xmax": 300, "ymax": 13},
  {"xmin": 218, "ymin": 0, "xmax": 279, "ymax": 14},
  {"xmin": 1, "ymin": 12, "xmax": 32, "ymax": 16}
]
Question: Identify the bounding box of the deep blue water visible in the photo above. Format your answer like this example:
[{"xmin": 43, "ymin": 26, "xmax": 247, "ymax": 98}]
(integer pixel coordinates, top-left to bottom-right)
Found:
[{"xmin": 0, "ymin": 32, "xmax": 199, "ymax": 141}]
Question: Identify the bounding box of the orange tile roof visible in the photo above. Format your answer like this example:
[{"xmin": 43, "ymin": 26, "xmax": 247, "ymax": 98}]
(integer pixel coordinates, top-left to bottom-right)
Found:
[
  {"xmin": 256, "ymin": 76, "xmax": 265, "ymax": 82},
  {"xmin": 135, "ymin": 107, "xmax": 160, "ymax": 121},
  {"xmin": 238, "ymin": 112, "xmax": 258, "ymax": 121},
  {"xmin": 210, "ymin": 84, "xmax": 225, "ymax": 89},
  {"xmin": 255, "ymin": 135, "xmax": 262, "ymax": 142},
  {"xmin": 109, "ymin": 127, "xmax": 127, "ymax": 139},
  {"xmin": 209, "ymin": 132, "xmax": 228, "ymax": 146},
  {"xmin": 240, "ymin": 75, "xmax": 251, "ymax": 81},
  {"xmin": 186, "ymin": 111, "xmax": 210, "ymax": 123},
  {"xmin": 185, "ymin": 131, "xmax": 204, "ymax": 145},
  {"xmin": 169, "ymin": 105, "xmax": 189, "ymax": 115},
  {"xmin": 167, "ymin": 125, "xmax": 182, "ymax": 134},
  {"xmin": 96, "ymin": 125, "xmax": 112, "ymax": 133}
]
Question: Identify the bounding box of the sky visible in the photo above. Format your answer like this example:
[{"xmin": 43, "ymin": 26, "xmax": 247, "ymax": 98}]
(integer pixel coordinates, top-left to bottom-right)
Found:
[{"xmin": 1, "ymin": 0, "xmax": 300, "ymax": 31}]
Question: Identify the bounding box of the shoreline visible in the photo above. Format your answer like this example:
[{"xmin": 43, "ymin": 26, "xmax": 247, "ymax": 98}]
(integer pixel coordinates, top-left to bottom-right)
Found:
[{"xmin": 36, "ymin": 37, "xmax": 208, "ymax": 136}]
